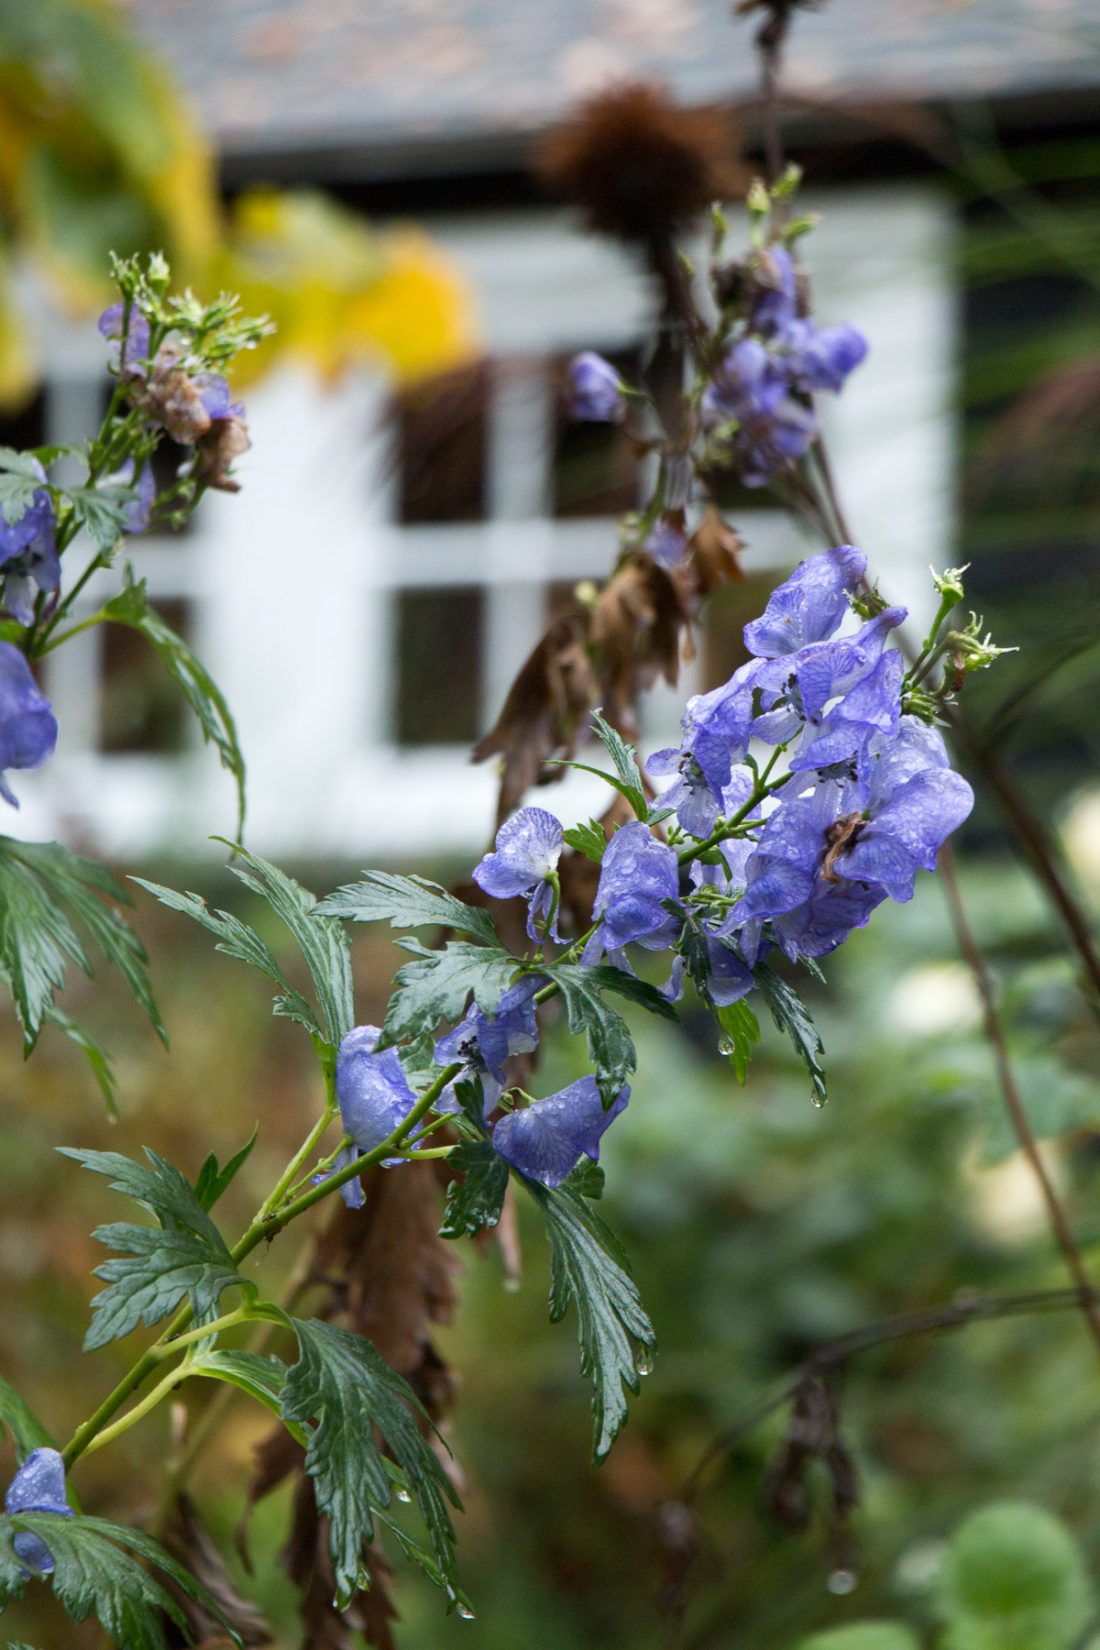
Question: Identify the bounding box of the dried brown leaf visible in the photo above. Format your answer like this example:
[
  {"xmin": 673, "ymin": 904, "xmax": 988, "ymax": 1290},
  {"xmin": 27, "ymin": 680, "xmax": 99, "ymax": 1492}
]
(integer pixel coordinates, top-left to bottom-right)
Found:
[
  {"xmin": 591, "ymin": 553, "xmax": 690, "ymax": 732},
  {"xmin": 164, "ymin": 1495, "xmax": 273, "ymax": 1647},
  {"xmin": 472, "ymin": 607, "xmax": 595, "ymax": 822},
  {"xmin": 688, "ymin": 507, "xmax": 746, "ymax": 594}
]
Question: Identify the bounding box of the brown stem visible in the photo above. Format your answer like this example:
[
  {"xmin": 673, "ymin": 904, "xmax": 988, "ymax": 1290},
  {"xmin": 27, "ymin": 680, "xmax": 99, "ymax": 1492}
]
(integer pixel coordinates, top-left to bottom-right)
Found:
[{"xmin": 938, "ymin": 842, "xmax": 1100, "ymax": 1358}]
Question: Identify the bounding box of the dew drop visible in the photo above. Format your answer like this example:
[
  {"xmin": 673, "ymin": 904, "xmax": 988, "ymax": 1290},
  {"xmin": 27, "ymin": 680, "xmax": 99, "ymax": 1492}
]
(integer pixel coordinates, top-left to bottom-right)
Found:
[
  {"xmin": 826, "ymin": 1568, "xmax": 857, "ymax": 1596},
  {"xmin": 810, "ymin": 1092, "xmax": 828, "ymax": 1110},
  {"xmin": 718, "ymin": 1035, "xmax": 735, "ymax": 1057},
  {"xmin": 502, "ymin": 1275, "xmax": 522, "ymax": 1295},
  {"xmin": 394, "ymin": 1487, "xmax": 411, "ymax": 1504},
  {"xmin": 456, "ymin": 1603, "xmax": 476, "ymax": 1620},
  {"xmin": 636, "ymin": 1346, "xmax": 655, "ymax": 1377}
]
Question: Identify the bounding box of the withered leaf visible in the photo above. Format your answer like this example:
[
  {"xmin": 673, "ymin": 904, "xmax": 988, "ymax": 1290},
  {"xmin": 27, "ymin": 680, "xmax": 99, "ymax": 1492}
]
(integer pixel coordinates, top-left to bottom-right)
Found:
[
  {"xmin": 164, "ymin": 1494, "xmax": 273, "ymax": 1647},
  {"xmin": 472, "ymin": 608, "xmax": 595, "ymax": 823}
]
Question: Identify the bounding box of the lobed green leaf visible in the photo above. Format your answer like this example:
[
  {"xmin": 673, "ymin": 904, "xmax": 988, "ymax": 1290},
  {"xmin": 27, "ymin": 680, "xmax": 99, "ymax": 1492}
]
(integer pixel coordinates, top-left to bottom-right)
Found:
[
  {"xmin": 281, "ymin": 1318, "xmax": 461, "ymax": 1611},
  {"xmin": 755, "ymin": 963, "xmax": 827, "ymax": 1105},
  {"xmin": 439, "ymin": 1140, "xmax": 509, "ymax": 1240},
  {"xmin": 316, "ymin": 870, "xmax": 497, "ymax": 943},
  {"xmin": 381, "ymin": 940, "xmax": 517, "ymax": 1047}
]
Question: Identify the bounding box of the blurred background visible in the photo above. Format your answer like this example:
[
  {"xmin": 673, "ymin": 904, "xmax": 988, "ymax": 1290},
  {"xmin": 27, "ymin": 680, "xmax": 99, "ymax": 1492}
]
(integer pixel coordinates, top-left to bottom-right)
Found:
[{"xmin": 4, "ymin": 1, "xmax": 1100, "ymax": 1646}]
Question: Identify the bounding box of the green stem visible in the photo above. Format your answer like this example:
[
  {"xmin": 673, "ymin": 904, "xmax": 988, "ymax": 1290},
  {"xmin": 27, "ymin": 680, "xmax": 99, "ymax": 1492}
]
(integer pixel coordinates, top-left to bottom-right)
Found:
[
  {"xmin": 79, "ymin": 1364, "xmax": 192, "ymax": 1458},
  {"xmin": 38, "ymin": 609, "xmax": 110, "ymax": 656},
  {"xmin": 147, "ymin": 1305, "xmax": 256, "ymax": 1360},
  {"xmin": 61, "ymin": 1060, "xmax": 464, "ymax": 1468},
  {"xmin": 678, "ymin": 769, "xmax": 792, "ymax": 866},
  {"xmin": 260, "ymin": 1097, "xmax": 338, "ymax": 1219}
]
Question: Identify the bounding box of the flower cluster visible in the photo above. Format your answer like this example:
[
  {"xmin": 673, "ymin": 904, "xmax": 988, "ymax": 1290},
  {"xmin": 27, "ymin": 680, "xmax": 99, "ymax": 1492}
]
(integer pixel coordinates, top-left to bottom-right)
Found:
[
  {"xmin": 0, "ymin": 641, "xmax": 57, "ymax": 807},
  {"xmin": 702, "ymin": 246, "xmax": 867, "ymax": 486},
  {"xmin": 326, "ymin": 549, "xmax": 973, "ymax": 1194},
  {"xmin": 100, "ymin": 300, "xmax": 252, "ymax": 494},
  {"xmin": 0, "ymin": 458, "xmax": 60, "ymax": 625}
]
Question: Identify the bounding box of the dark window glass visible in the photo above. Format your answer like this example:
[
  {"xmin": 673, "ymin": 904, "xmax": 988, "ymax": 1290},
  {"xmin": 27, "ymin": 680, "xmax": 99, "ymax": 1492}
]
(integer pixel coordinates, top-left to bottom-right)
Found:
[
  {"xmin": 395, "ymin": 361, "xmax": 488, "ymax": 524},
  {"xmin": 99, "ymin": 598, "xmax": 189, "ymax": 753},
  {"xmin": 147, "ymin": 435, "xmax": 195, "ymax": 537},
  {"xmin": 700, "ymin": 570, "xmax": 790, "ymax": 694},
  {"xmin": 0, "ymin": 388, "xmax": 47, "ymax": 452},
  {"xmin": 394, "ymin": 587, "xmax": 483, "ymax": 745},
  {"xmin": 551, "ymin": 345, "xmax": 642, "ymax": 519}
]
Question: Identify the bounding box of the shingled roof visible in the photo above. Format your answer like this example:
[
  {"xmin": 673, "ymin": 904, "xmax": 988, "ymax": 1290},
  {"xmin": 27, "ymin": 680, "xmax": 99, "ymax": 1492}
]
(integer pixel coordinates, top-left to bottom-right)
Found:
[{"xmin": 126, "ymin": 0, "xmax": 1100, "ymax": 173}]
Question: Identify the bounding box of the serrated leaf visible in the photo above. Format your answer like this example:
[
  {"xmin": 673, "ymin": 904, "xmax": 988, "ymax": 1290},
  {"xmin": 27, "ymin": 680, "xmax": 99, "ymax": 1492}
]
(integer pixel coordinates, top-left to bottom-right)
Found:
[
  {"xmin": 589, "ymin": 962, "xmax": 679, "ymax": 1023},
  {"xmin": 0, "ymin": 837, "xmax": 163, "ymax": 1054},
  {"xmin": 716, "ymin": 997, "xmax": 761, "ymax": 1084},
  {"xmin": 589, "ymin": 710, "xmax": 648, "ymax": 820},
  {"xmin": 560, "ymin": 1158, "xmax": 606, "ymax": 1200},
  {"xmin": 525, "ymin": 1181, "xmax": 655, "ymax": 1462},
  {"xmin": 194, "ymin": 1128, "xmax": 258, "ymax": 1211},
  {"xmin": 316, "ymin": 871, "xmax": 497, "ymax": 943},
  {"xmin": 540, "ymin": 963, "xmax": 659, "ymax": 1106},
  {"xmin": 40, "ymin": 1002, "xmax": 117, "ymax": 1115},
  {"xmin": 562, "ymin": 820, "xmax": 607, "ymax": 863},
  {"xmin": 60, "ymin": 1148, "xmax": 246, "ymax": 1350},
  {"xmin": 281, "ymin": 1318, "xmax": 461, "ymax": 1610},
  {"xmin": 223, "ymin": 845, "xmax": 354, "ymax": 1047},
  {"xmin": 0, "ymin": 447, "xmax": 46, "ymax": 479},
  {"xmin": 0, "ymin": 1513, "xmax": 242, "ymax": 1650},
  {"xmin": 0, "ymin": 1377, "xmax": 55, "ymax": 1459},
  {"xmin": 132, "ymin": 878, "xmax": 323, "ymax": 1042},
  {"xmin": 67, "ymin": 485, "xmax": 134, "ymax": 553},
  {"xmin": 755, "ymin": 963, "xmax": 827, "ymax": 1105},
  {"xmin": 439, "ymin": 1140, "xmax": 508, "ymax": 1240},
  {"xmin": 0, "ymin": 474, "xmax": 41, "ymax": 528},
  {"xmin": 103, "ymin": 573, "xmax": 246, "ymax": 837},
  {"xmin": 381, "ymin": 940, "xmax": 517, "ymax": 1047}
]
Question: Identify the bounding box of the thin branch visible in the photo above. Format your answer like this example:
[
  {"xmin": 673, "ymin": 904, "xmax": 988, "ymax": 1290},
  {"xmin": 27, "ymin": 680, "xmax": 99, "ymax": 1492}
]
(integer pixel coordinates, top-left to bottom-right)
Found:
[
  {"xmin": 681, "ymin": 1283, "xmax": 1100, "ymax": 1501},
  {"xmin": 938, "ymin": 841, "xmax": 1100, "ymax": 1359}
]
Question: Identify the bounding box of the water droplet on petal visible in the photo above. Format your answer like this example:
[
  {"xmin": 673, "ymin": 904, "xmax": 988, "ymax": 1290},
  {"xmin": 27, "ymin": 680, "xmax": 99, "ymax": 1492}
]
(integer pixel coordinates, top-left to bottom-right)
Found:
[{"xmin": 827, "ymin": 1568, "xmax": 857, "ymax": 1595}]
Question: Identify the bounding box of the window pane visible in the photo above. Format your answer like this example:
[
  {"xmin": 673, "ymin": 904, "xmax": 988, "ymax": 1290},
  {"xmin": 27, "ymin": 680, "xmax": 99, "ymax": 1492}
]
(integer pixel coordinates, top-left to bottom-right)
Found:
[
  {"xmin": 99, "ymin": 598, "xmax": 190, "ymax": 753},
  {"xmin": 551, "ymin": 345, "xmax": 642, "ymax": 519},
  {"xmin": 394, "ymin": 587, "xmax": 483, "ymax": 745},
  {"xmin": 0, "ymin": 388, "xmax": 46, "ymax": 451},
  {"xmin": 395, "ymin": 361, "xmax": 488, "ymax": 524}
]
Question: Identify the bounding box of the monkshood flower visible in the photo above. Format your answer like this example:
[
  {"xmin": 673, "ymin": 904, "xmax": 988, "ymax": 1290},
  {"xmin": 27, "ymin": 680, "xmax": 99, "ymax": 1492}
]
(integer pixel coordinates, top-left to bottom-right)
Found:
[
  {"xmin": 492, "ymin": 1076, "xmax": 629, "ymax": 1189},
  {"xmin": 98, "ymin": 299, "xmax": 151, "ymax": 375},
  {"xmin": 311, "ymin": 1145, "xmax": 366, "ymax": 1211},
  {"xmin": 648, "ymin": 664, "xmax": 762, "ymax": 836},
  {"xmin": 744, "ymin": 544, "xmax": 867, "ymax": 658},
  {"xmin": 473, "ymin": 807, "xmax": 563, "ymax": 941},
  {"xmin": 753, "ymin": 605, "xmax": 906, "ymax": 750},
  {"xmin": 830, "ymin": 720, "xmax": 975, "ymax": 902},
  {"xmin": 0, "ymin": 643, "xmax": 58, "ymax": 807},
  {"xmin": 781, "ymin": 319, "xmax": 868, "ymax": 394},
  {"xmin": 583, "ymin": 822, "xmax": 681, "ymax": 967},
  {"xmin": 5, "ymin": 1447, "xmax": 74, "ymax": 1574},
  {"xmin": 434, "ymin": 977, "xmax": 541, "ymax": 1117},
  {"xmin": 106, "ymin": 458, "xmax": 156, "ymax": 536},
  {"xmin": 568, "ymin": 352, "xmax": 624, "ymax": 421},
  {"xmin": 702, "ymin": 337, "xmax": 816, "ymax": 488},
  {"xmin": 0, "ymin": 459, "xmax": 59, "ymax": 626},
  {"xmin": 336, "ymin": 1025, "xmax": 418, "ymax": 1168},
  {"xmin": 749, "ymin": 245, "xmax": 799, "ymax": 336}
]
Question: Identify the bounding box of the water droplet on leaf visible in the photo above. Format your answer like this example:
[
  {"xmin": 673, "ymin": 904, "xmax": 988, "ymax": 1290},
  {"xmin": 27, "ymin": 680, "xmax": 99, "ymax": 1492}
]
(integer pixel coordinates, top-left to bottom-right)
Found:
[
  {"xmin": 827, "ymin": 1567, "xmax": 857, "ymax": 1595},
  {"xmin": 394, "ymin": 1487, "xmax": 411, "ymax": 1504},
  {"xmin": 456, "ymin": 1603, "xmax": 476, "ymax": 1620},
  {"xmin": 810, "ymin": 1092, "xmax": 827, "ymax": 1109},
  {"xmin": 718, "ymin": 1035, "xmax": 735, "ymax": 1057},
  {"xmin": 637, "ymin": 1346, "xmax": 655, "ymax": 1376}
]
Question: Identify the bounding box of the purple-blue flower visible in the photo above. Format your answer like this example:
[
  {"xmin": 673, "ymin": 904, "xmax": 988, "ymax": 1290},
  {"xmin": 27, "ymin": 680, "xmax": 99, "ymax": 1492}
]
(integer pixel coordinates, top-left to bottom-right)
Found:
[
  {"xmin": 336, "ymin": 1025, "xmax": 418, "ymax": 1163},
  {"xmin": 491, "ymin": 1076, "xmax": 629, "ymax": 1188},
  {"xmin": 0, "ymin": 459, "xmax": 59, "ymax": 627},
  {"xmin": 702, "ymin": 337, "xmax": 817, "ymax": 487},
  {"xmin": 473, "ymin": 807, "xmax": 563, "ymax": 941},
  {"xmin": 648, "ymin": 663, "xmax": 762, "ymax": 837},
  {"xmin": 434, "ymin": 976, "xmax": 540, "ymax": 1116},
  {"xmin": 98, "ymin": 300, "xmax": 151, "ymax": 375},
  {"xmin": 5, "ymin": 1446, "xmax": 73, "ymax": 1574},
  {"xmin": 584, "ymin": 822, "xmax": 681, "ymax": 965},
  {"xmin": 112, "ymin": 459, "xmax": 156, "ymax": 535},
  {"xmin": 782, "ymin": 320, "xmax": 868, "ymax": 393},
  {"xmin": 568, "ymin": 352, "xmax": 624, "ymax": 422},
  {"xmin": 750, "ymin": 246, "xmax": 799, "ymax": 336},
  {"xmin": 0, "ymin": 643, "xmax": 58, "ymax": 807},
  {"xmin": 743, "ymin": 545, "xmax": 867, "ymax": 658}
]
